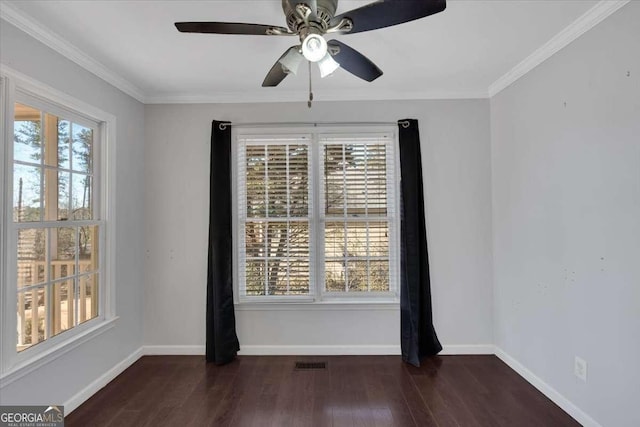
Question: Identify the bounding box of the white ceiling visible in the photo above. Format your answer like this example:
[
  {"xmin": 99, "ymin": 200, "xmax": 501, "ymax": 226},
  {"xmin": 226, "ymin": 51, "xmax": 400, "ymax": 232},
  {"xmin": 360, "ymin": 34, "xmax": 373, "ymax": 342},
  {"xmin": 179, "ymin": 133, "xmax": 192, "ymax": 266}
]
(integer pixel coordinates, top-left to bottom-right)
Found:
[{"xmin": 1, "ymin": 0, "xmax": 610, "ymax": 103}]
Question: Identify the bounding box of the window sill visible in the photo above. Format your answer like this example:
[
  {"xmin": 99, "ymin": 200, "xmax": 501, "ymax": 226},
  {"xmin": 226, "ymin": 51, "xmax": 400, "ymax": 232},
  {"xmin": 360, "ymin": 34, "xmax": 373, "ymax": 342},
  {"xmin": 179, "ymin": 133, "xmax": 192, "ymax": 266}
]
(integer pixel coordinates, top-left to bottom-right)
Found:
[
  {"xmin": 0, "ymin": 316, "xmax": 119, "ymax": 388},
  {"xmin": 235, "ymin": 300, "xmax": 399, "ymax": 311}
]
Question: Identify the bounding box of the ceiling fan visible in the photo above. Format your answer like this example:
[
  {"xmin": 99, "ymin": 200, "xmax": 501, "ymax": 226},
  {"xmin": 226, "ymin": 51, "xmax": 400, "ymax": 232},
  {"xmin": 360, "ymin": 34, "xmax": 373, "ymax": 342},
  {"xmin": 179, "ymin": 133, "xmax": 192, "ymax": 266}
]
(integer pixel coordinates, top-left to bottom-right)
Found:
[{"xmin": 175, "ymin": 0, "xmax": 446, "ymax": 87}]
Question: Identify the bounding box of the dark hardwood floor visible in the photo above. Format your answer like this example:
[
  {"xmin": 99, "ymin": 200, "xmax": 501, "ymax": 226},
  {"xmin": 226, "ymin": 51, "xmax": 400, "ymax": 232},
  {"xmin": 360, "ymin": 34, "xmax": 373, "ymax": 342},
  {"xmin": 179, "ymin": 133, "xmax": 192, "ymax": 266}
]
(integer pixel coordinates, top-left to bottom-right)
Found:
[{"xmin": 66, "ymin": 355, "xmax": 580, "ymax": 427}]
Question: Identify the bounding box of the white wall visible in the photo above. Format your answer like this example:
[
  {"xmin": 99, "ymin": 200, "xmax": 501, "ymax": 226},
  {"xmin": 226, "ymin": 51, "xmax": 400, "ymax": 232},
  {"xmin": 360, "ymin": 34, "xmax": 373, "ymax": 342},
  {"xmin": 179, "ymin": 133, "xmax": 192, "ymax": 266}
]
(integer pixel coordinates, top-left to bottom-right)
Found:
[
  {"xmin": 0, "ymin": 21, "xmax": 145, "ymax": 406},
  {"xmin": 144, "ymin": 99, "xmax": 493, "ymax": 351},
  {"xmin": 490, "ymin": 3, "xmax": 640, "ymax": 426}
]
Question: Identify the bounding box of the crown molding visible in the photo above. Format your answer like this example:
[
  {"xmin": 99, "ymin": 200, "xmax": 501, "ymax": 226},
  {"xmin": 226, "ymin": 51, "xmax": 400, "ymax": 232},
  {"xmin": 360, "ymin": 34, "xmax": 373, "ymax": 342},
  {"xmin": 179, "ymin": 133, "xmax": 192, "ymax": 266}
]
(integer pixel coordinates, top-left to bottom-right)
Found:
[
  {"xmin": 0, "ymin": 0, "xmax": 146, "ymax": 103},
  {"xmin": 146, "ymin": 88, "xmax": 490, "ymax": 104},
  {"xmin": 488, "ymin": 0, "xmax": 630, "ymax": 97}
]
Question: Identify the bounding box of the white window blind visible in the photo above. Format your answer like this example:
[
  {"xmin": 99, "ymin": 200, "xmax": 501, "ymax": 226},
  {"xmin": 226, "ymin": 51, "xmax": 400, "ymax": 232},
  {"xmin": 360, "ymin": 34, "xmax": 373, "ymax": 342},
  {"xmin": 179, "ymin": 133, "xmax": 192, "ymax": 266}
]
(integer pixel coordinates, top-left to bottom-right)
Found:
[
  {"xmin": 237, "ymin": 135, "xmax": 314, "ymax": 300},
  {"xmin": 319, "ymin": 134, "xmax": 398, "ymax": 296},
  {"xmin": 236, "ymin": 128, "xmax": 399, "ymax": 302}
]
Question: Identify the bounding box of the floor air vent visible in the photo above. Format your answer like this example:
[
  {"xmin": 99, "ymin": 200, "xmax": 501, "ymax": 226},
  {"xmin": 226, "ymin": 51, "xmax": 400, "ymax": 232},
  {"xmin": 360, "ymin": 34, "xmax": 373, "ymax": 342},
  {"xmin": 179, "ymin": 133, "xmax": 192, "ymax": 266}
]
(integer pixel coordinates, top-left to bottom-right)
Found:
[{"xmin": 295, "ymin": 361, "xmax": 327, "ymax": 370}]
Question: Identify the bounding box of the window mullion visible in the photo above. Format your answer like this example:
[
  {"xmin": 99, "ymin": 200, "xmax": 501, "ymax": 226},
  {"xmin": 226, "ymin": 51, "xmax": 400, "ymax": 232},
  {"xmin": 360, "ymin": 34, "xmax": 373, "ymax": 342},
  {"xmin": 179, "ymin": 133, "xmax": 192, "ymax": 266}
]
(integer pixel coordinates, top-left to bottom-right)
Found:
[
  {"xmin": 342, "ymin": 144, "xmax": 348, "ymax": 293},
  {"xmin": 74, "ymin": 226, "xmax": 80, "ymax": 325},
  {"xmin": 263, "ymin": 145, "xmax": 268, "ymax": 297},
  {"xmin": 364, "ymin": 144, "xmax": 370, "ymax": 292},
  {"xmin": 285, "ymin": 144, "xmax": 290, "ymax": 295},
  {"xmin": 43, "ymin": 228, "xmax": 51, "ymax": 341},
  {"xmin": 39, "ymin": 111, "xmax": 45, "ymax": 222},
  {"xmin": 312, "ymin": 135, "xmax": 321, "ymax": 301}
]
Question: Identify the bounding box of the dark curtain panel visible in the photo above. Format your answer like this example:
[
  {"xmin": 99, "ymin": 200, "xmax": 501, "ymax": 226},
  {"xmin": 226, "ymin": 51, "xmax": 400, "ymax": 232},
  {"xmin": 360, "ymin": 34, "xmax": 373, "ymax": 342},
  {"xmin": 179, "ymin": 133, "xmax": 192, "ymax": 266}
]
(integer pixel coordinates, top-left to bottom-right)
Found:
[
  {"xmin": 398, "ymin": 119, "xmax": 442, "ymax": 367},
  {"xmin": 206, "ymin": 120, "xmax": 240, "ymax": 364}
]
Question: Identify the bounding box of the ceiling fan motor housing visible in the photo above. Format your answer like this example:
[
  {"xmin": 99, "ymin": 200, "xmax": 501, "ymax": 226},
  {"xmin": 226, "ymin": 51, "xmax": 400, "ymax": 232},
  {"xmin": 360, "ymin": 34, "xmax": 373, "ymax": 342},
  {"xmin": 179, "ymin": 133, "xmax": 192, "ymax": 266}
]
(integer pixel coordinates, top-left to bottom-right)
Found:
[{"xmin": 284, "ymin": 0, "xmax": 338, "ymax": 34}]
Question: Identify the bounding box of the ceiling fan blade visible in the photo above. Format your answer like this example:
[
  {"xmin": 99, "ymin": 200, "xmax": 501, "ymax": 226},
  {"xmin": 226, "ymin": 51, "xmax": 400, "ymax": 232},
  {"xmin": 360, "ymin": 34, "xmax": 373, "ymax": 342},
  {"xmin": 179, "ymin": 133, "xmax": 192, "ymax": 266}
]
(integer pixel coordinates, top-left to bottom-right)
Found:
[
  {"xmin": 327, "ymin": 40, "xmax": 382, "ymax": 82},
  {"xmin": 175, "ymin": 22, "xmax": 293, "ymax": 36},
  {"xmin": 262, "ymin": 46, "xmax": 300, "ymax": 87},
  {"xmin": 330, "ymin": 0, "xmax": 446, "ymax": 34}
]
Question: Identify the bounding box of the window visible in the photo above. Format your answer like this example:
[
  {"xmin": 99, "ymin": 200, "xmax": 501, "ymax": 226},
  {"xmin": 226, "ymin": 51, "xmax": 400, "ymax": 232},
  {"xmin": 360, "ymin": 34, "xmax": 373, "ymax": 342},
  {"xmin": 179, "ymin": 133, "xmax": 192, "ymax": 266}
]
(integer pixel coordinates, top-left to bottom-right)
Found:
[
  {"xmin": 13, "ymin": 101, "xmax": 100, "ymax": 352},
  {"xmin": 235, "ymin": 127, "xmax": 399, "ymax": 302},
  {"xmin": 1, "ymin": 72, "xmax": 115, "ymax": 375}
]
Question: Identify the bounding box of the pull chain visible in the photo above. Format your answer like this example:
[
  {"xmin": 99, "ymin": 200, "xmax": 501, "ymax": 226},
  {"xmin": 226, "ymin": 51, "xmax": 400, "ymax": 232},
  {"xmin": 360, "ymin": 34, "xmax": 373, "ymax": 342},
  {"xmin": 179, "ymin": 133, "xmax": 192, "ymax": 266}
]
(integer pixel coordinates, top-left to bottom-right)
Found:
[{"xmin": 308, "ymin": 61, "xmax": 313, "ymax": 109}]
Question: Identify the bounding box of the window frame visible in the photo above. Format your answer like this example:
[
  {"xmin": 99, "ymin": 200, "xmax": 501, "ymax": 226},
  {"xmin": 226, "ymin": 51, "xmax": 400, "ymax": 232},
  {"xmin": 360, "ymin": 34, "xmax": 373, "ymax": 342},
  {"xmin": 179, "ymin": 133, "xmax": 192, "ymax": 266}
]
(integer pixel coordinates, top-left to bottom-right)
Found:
[
  {"xmin": 0, "ymin": 68, "xmax": 118, "ymax": 383},
  {"xmin": 233, "ymin": 125, "xmax": 401, "ymax": 305}
]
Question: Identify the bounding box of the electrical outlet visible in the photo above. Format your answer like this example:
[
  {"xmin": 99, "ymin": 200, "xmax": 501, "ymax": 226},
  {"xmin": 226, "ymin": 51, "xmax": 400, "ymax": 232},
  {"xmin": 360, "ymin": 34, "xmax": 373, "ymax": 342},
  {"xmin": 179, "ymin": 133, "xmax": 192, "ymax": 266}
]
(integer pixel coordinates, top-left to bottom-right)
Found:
[{"xmin": 574, "ymin": 356, "xmax": 587, "ymax": 382}]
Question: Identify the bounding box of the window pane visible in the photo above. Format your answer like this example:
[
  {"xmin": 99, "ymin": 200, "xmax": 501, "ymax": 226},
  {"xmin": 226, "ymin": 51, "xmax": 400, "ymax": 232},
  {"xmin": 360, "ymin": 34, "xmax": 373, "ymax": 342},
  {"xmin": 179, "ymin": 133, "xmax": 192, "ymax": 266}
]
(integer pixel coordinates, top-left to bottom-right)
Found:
[
  {"xmin": 370, "ymin": 261, "xmax": 389, "ymax": 292},
  {"xmin": 266, "ymin": 145, "xmax": 287, "ymax": 217},
  {"xmin": 267, "ymin": 222, "xmax": 288, "ymax": 259},
  {"xmin": 54, "ymin": 170, "xmax": 70, "ymax": 221},
  {"xmin": 345, "ymin": 222, "xmax": 368, "ymax": 258},
  {"xmin": 14, "ymin": 104, "xmax": 42, "ymax": 164},
  {"xmin": 17, "ymin": 286, "xmax": 47, "ymax": 351},
  {"xmin": 51, "ymin": 227, "xmax": 76, "ymax": 280},
  {"xmin": 243, "ymin": 221, "xmax": 309, "ymax": 297},
  {"xmin": 267, "ymin": 259, "xmax": 288, "ymax": 295},
  {"xmin": 289, "ymin": 260, "xmax": 309, "ymax": 294},
  {"xmin": 324, "ymin": 143, "xmax": 388, "ymax": 217},
  {"xmin": 51, "ymin": 280, "xmax": 75, "ymax": 337},
  {"xmin": 288, "ymin": 145, "xmax": 308, "ymax": 216},
  {"xmin": 345, "ymin": 144, "xmax": 367, "ymax": 215},
  {"xmin": 18, "ymin": 228, "xmax": 47, "ymax": 287},
  {"xmin": 42, "ymin": 114, "xmax": 58, "ymax": 167},
  {"xmin": 72, "ymin": 174, "xmax": 92, "ymax": 220},
  {"xmin": 58, "ymin": 120, "xmax": 71, "ymax": 170},
  {"xmin": 325, "ymin": 222, "xmax": 344, "ymax": 258},
  {"xmin": 246, "ymin": 146, "xmax": 266, "ymax": 218},
  {"xmin": 245, "ymin": 221, "xmax": 266, "ymax": 258},
  {"xmin": 72, "ymin": 123, "xmax": 93, "ymax": 173},
  {"xmin": 289, "ymin": 221, "xmax": 309, "ymax": 258},
  {"xmin": 79, "ymin": 225, "xmax": 99, "ymax": 273},
  {"xmin": 324, "ymin": 145, "xmax": 344, "ymax": 215},
  {"xmin": 13, "ymin": 164, "xmax": 42, "ymax": 222},
  {"xmin": 368, "ymin": 222, "xmax": 389, "ymax": 257},
  {"xmin": 347, "ymin": 260, "xmax": 368, "ymax": 292},
  {"xmin": 79, "ymin": 273, "xmax": 98, "ymax": 323},
  {"xmin": 265, "ymin": 222, "xmax": 288, "ymax": 295},
  {"xmin": 325, "ymin": 261, "xmax": 345, "ymax": 292},
  {"xmin": 367, "ymin": 144, "xmax": 387, "ymax": 215},
  {"xmin": 245, "ymin": 260, "xmax": 266, "ymax": 296}
]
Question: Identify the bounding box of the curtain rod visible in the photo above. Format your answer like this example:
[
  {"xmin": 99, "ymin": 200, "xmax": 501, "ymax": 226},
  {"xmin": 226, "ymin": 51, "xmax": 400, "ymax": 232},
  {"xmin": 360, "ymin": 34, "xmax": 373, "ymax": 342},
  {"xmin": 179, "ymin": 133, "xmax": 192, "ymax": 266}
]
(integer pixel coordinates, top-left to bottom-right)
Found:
[{"xmin": 219, "ymin": 121, "xmax": 411, "ymax": 130}]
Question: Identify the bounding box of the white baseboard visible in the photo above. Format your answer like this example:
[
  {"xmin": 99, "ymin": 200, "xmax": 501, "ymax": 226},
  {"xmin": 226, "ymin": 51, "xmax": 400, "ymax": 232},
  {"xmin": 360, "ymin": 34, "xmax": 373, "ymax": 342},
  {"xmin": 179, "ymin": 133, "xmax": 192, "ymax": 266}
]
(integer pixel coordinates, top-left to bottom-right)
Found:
[
  {"xmin": 239, "ymin": 345, "xmax": 401, "ymax": 355},
  {"xmin": 143, "ymin": 345, "xmax": 205, "ymax": 355},
  {"xmin": 494, "ymin": 347, "xmax": 601, "ymax": 427},
  {"xmin": 64, "ymin": 347, "xmax": 143, "ymax": 414},
  {"xmin": 440, "ymin": 344, "xmax": 495, "ymax": 355},
  {"xmin": 142, "ymin": 344, "xmax": 495, "ymax": 356},
  {"xmin": 143, "ymin": 344, "xmax": 400, "ymax": 356}
]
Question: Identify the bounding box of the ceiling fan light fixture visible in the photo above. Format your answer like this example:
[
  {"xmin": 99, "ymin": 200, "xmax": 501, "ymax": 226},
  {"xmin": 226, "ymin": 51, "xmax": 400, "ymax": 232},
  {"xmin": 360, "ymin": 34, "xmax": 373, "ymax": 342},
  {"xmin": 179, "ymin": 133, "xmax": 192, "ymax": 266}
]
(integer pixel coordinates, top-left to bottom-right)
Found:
[
  {"xmin": 318, "ymin": 53, "xmax": 340, "ymax": 78},
  {"xmin": 279, "ymin": 47, "xmax": 304, "ymax": 75},
  {"xmin": 302, "ymin": 34, "xmax": 327, "ymax": 62}
]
